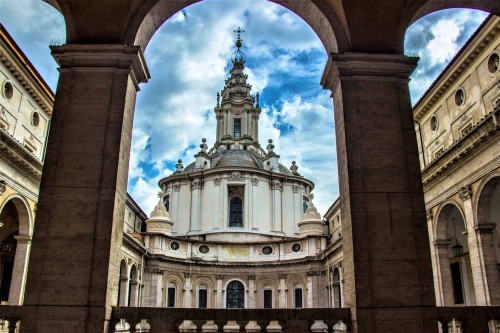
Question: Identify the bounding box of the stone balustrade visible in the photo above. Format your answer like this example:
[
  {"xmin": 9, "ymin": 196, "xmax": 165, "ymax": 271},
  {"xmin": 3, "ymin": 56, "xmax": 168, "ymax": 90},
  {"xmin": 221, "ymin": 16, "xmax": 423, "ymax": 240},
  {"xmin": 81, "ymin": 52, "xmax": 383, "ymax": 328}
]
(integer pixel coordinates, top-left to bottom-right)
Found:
[{"xmin": 0, "ymin": 305, "xmax": 498, "ymax": 332}]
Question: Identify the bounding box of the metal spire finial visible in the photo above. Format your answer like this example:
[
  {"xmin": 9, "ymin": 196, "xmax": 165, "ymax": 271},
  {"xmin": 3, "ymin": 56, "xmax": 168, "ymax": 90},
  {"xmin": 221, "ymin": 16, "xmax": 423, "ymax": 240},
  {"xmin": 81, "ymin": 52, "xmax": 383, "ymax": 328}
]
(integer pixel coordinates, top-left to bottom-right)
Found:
[{"xmin": 234, "ymin": 27, "xmax": 245, "ymax": 49}]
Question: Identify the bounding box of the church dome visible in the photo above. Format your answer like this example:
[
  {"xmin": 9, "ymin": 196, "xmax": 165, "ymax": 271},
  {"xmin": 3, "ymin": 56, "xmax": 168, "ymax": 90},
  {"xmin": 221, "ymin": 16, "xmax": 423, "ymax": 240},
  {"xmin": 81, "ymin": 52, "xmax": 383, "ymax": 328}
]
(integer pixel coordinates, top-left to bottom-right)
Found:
[{"xmin": 212, "ymin": 149, "xmax": 262, "ymax": 169}]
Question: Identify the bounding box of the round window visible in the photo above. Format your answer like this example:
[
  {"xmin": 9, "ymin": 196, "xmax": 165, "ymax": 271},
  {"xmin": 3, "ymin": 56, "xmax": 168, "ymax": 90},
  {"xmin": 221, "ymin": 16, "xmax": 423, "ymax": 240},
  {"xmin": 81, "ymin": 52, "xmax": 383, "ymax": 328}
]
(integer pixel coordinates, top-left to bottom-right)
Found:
[
  {"xmin": 487, "ymin": 53, "xmax": 499, "ymax": 74},
  {"xmin": 430, "ymin": 115, "xmax": 439, "ymax": 132},
  {"xmin": 291, "ymin": 243, "xmax": 302, "ymax": 253},
  {"xmin": 31, "ymin": 111, "xmax": 40, "ymax": 127},
  {"xmin": 198, "ymin": 245, "xmax": 210, "ymax": 254},
  {"xmin": 2, "ymin": 81, "xmax": 13, "ymax": 99},
  {"xmin": 261, "ymin": 246, "xmax": 273, "ymax": 255},
  {"xmin": 170, "ymin": 241, "xmax": 180, "ymax": 251},
  {"xmin": 455, "ymin": 88, "xmax": 465, "ymax": 107}
]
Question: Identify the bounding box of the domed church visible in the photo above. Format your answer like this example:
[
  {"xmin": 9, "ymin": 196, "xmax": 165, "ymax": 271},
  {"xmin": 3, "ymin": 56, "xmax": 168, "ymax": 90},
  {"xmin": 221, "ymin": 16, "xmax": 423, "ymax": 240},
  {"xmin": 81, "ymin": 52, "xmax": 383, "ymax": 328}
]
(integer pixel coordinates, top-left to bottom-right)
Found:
[{"xmin": 139, "ymin": 30, "xmax": 342, "ymax": 310}]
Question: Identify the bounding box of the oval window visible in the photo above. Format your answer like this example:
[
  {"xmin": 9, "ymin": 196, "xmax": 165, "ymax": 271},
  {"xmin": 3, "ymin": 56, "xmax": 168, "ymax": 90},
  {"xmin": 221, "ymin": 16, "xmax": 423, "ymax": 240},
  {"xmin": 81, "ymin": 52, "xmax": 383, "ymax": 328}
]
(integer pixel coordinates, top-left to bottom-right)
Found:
[
  {"xmin": 199, "ymin": 245, "xmax": 210, "ymax": 254},
  {"xmin": 261, "ymin": 246, "xmax": 273, "ymax": 255},
  {"xmin": 455, "ymin": 88, "xmax": 465, "ymax": 107},
  {"xmin": 487, "ymin": 53, "xmax": 499, "ymax": 74},
  {"xmin": 2, "ymin": 81, "xmax": 13, "ymax": 99},
  {"xmin": 430, "ymin": 115, "xmax": 439, "ymax": 132},
  {"xmin": 170, "ymin": 241, "xmax": 180, "ymax": 251},
  {"xmin": 291, "ymin": 243, "xmax": 302, "ymax": 253},
  {"xmin": 31, "ymin": 111, "xmax": 40, "ymax": 127}
]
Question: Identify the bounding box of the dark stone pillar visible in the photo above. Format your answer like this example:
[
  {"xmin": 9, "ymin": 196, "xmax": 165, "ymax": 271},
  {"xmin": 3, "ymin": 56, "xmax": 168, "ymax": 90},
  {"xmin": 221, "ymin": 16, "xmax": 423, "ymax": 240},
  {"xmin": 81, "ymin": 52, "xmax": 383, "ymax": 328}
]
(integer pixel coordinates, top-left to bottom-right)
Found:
[
  {"xmin": 321, "ymin": 53, "xmax": 437, "ymax": 332},
  {"xmin": 22, "ymin": 45, "xmax": 149, "ymax": 332}
]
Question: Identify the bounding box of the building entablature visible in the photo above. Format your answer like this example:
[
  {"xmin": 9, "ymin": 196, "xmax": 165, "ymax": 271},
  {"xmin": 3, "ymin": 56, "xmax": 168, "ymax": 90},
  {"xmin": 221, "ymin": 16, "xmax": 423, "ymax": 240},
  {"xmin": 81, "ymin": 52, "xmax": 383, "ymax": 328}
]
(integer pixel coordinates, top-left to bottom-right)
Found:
[
  {"xmin": 0, "ymin": 128, "xmax": 43, "ymax": 181},
  {"xmin": 413, "ymin": 15, "xmax": 499, "ymax": 122},
  {"xmin": 421, "ymin": 106, "xmax": 499, "ymax": 187},
  {"xmin": 144, "ymin": 233, "xmax": 329, "ymax": 264}
]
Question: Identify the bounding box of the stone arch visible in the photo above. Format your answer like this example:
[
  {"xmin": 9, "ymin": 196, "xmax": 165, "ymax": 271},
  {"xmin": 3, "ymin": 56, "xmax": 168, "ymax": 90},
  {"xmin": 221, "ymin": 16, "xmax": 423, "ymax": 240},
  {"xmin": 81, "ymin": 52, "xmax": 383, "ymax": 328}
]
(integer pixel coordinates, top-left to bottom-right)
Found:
[
  {"xmin": 0, "ymin": 195, "xmax": 33, "ymax": 305},
  {"xmin": 124, "ymin": 0, "xmax": 348, "ymax": 55},
  {"xmin": 434, "ymin": 201, "xmax": 475, "ymax": 306},
  {"xmin": 165, "ymin": 273, "xmax": 184, "ymax": 307},
  {"xmin": 117, "ymin": 259, "xmax": 128, "ymax": 306},
  {"xmin": 191, "ymin": 276, "xmax": 216, "ymax": 308},
  {"xmin": 256, "ymin": 276, "xmax": 279, "ymax": 308},
  {"xmin": 286, "ymin": 274, "xmax": 307, "ymax": 308},
  {"xmin": 332, "ymin": 267, "xmax": 342, "ymax": 308},
  {"xmin": 128, "ymin": 265, "xmax": 139, "ymax": 306},
  {"xmin": 473, "ymin": 174, "xmax": 500, "ymax": 304}
]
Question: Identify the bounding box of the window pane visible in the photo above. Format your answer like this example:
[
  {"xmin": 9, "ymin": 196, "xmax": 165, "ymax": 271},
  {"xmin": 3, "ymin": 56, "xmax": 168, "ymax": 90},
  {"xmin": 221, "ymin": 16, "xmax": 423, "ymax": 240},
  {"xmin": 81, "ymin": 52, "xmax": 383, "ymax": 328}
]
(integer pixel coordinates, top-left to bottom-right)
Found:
[
  {"xmin": 199, "ymin": 289, "xmax": 208, "ymax": 308},
  {"xmin": 263, "ymin": 289, "xmax": 272, "ymax": 309},
  {"xmin": 229, "ymin": 197, "xmax": 243, "ymax": 227},
  {"xmin": 234, "ymin": 119, "xmax": 241, "ymax": 139},
  {"xmin": 226, "ymin": 281, "xmax": 244, "ymax": 308},
  {"xmin": 294, "ymin": 288, "xmax": 303, "ymax": 308},
  {"xmin": 167, "ymin": 287, "xmax": 176, "ymax": 308}
]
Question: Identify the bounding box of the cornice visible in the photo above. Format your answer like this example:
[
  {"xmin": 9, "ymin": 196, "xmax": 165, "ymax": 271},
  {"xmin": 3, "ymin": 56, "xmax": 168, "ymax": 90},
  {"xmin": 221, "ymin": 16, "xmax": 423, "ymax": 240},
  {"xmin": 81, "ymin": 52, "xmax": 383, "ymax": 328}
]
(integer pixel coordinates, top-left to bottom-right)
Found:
[
  {"xmin": 0, "ymin": 128, "xmax": 42, "ymax": 182},
  {"xmin": 421, "ymin": 107, "xmax": 499, "ymax": 187},
  {"xmin": 0, "ymin": 27, "xmax": 54, "ymax": 115},
  {"xmin": 413, "ymin": 17, "xmax": 500, "ymax": 121}
]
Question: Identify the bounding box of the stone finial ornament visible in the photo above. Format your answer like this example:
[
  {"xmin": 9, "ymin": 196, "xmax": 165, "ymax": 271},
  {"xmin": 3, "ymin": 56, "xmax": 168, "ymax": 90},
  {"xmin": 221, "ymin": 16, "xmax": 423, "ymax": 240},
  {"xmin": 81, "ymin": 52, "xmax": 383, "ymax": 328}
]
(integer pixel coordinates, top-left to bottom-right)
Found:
[
  {"xmin": 266, "ymin": 139, "xmax": 275, "ymax": 154},
  {"xmin": 290, "ymin": 161, "xmax": 300, "ymax": 175},
  {"xmin": 145, "ymin": 199, "xmax": 173, "ymax": 235},
  {"xmin": 256, "ymin": 92, "xmax": 260, "ymax": 107},
  {"xmin": 298, "ymin": 201, "xmax": 325, "ymax": 236},
  {"xmin": 174, "ymin": 159, "xmax": 184, "ymax": 173},
  {"xmin": 200, "ymin": 138, "xmax": 208, "ymax": 154}
]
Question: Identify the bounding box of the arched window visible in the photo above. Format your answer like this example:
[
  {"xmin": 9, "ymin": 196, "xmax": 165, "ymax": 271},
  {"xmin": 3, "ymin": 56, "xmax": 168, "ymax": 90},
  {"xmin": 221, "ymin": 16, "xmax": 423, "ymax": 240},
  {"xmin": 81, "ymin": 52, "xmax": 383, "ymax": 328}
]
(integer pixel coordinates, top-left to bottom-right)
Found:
[
  {"xmin": 229, "ymin": 197, "xmax": 243, "ymax": 227},
  {"xmin": 263, "ymin": 288, "xmax": 273, "ymax": 309},
  {"xmin": 167, "ymin": 282, "xmax": 177, "ymax": 308},
  {"xmin": 198, "ymin": 284, "xmax": 208, "ymax": 308},
  {"xmin": 332, "ymin": 268, "xmax": 342, "ymax": 308},
  {"xmin": 303, "ymin": 200, "xmax": 309, "ymax": 213},
  {"xmin": 294, "ymin": 286, "xmax": 303, "ymax": 308},
  {"xmin": 226, "ymin": 280, "xmax": 244, "ymax": 308}
]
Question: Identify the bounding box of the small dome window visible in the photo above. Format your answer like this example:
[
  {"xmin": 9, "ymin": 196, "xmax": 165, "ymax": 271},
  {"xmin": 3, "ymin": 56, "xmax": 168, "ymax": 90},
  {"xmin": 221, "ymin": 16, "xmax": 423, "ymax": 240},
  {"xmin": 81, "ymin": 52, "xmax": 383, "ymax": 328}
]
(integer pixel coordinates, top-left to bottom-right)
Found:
[
  {"xmin": 487, "ymin": 52, "xmax": 499, "ymax": 74},
  {"xmin": 430, "ymin": 115, "xmax": 439, "ymax": 132},
  {"xmin": 31, "ymin": 111, "xmax": 40, "ymax": 127},
  {"xmin": 2, "ymin": 81, "xmax": 13, "ymax": 99},
  {"xmin": 261, "ymin": 246, "xmax": 273, "ymax": 255},
  {"xmin": 455, "ymin": 88, "xmax": 465, "ymax": 107},
  {"xmin": 170, "ymin": 241, "xmax": 180, "ymax": 251},
  {"xmin": 291, "ymin": 243, "xmax": 302, "ymax": 253},
  {"xmin": 198, "ymin": 245, "xmax": 210, "ymax": 254}
]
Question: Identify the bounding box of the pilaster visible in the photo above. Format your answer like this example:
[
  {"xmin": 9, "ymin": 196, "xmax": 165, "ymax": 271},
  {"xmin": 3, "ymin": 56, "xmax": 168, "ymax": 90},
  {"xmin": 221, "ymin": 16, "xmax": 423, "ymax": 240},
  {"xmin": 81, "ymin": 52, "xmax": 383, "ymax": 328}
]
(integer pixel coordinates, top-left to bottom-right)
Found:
[
  {"xmin": 322, "ymin": 52, "xmax": 436, "ymax": 332},
  {"xmin": 22, "ymin": 44, "xmax": 149, "ymax": 332}
]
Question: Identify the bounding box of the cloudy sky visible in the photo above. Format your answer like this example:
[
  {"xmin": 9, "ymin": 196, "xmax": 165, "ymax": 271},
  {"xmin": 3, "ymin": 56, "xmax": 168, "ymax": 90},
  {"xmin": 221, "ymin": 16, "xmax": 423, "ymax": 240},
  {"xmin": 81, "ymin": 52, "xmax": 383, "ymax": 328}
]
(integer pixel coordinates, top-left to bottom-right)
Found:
[{"xmin": 0, "ymin": 0, "xmax": 489, "ymax": 215}]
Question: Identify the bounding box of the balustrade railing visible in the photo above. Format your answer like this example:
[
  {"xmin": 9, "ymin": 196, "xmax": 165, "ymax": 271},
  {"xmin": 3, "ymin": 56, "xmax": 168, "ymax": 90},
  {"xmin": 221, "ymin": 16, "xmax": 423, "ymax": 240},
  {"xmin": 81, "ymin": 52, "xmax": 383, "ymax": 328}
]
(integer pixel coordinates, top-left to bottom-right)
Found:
[{"xmin": 0, "ymin": 305, "xmax": 498, "ymax": 332}]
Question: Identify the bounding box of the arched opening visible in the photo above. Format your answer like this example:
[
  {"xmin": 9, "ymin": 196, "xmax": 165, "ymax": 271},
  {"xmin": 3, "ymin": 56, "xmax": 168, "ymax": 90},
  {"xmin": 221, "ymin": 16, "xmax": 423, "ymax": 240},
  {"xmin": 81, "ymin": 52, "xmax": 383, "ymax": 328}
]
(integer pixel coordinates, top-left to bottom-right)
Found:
[
  {"xmin": 293, "ymin": 284, "xmax": 304, "ymax": 309},
  {"xmin": 117, "ymin": 260, "xmax": 128, "ymax": 306},
  {"xmin": 0, "ymin": 196, "xmax": 32, "ymax": 305},
  {"xmin": 197, "ymin": 283, "xmax": 208, "ymax": 309},
  {"xmin": 229, "ymin": 197, "xmax": 243, "ymax": 228},
  {"xmin": 435, "ymin": 203, "xmax": 475, "ymax": 306},
  {"xmin": 476, "ymin": 176, "xmax": 500, "ymax": 304},
  {"xmin": 332, "ymin": 267, "xmax": 342, "ymax": 308},
  {"xmin": 226, "ymin": 280, "xmax": 244, "ymax": 309},
  {"xmin": 128, "ymin": 265, "xmax": 138, "ymax": 306},
  {"xmin": 167, "ymin": 281, "xmax": 177, "ymax": 308}
]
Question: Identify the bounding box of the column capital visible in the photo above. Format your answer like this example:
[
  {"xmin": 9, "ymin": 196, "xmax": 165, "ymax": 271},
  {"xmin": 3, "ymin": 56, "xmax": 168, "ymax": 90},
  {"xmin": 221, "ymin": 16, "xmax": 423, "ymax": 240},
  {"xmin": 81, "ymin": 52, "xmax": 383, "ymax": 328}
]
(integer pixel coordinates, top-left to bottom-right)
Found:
[
  {"xmin": 474, "ymin": 223, "xmax": 496, "ymax": 233},
  {"xmin": 51, "ymin": 44, "xmax": 150, "ymax": 89},
  {"xmin": 458, "ymin": 185, "xmax": 473, "ymax": 201},
  {"xmin": 433, "ymin": 239, "xmax": 451, "ymax": 249},
  {"xmin": 14, "ymin": 235, "xmax": 32, "ymax": 244},
  {"xmin": 321, "ymin": 52, "xmax": 418, "ymax": 91}
]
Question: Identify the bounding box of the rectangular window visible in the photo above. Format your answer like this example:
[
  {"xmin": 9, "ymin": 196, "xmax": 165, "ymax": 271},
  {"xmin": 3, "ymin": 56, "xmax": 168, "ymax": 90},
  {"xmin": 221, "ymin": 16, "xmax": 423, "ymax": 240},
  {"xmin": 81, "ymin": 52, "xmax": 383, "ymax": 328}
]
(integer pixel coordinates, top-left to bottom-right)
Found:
[
  {"xmin": 167, "ymin": 287, "xmax": 176, "ymax": 308},
  {"xmin": 263, "ymin": 289, "xmax": 273, "ymax": 309},
  {"xmin": 234, "ymin": 119, "xmax": 241, "ymax": 139},
  {"xmin": 198, "ymin": 289, "xmax": 208, "ymax": 308},
  {"xmin": 294, "ymin": 288, "xmax": 303, "ymax": 308}
]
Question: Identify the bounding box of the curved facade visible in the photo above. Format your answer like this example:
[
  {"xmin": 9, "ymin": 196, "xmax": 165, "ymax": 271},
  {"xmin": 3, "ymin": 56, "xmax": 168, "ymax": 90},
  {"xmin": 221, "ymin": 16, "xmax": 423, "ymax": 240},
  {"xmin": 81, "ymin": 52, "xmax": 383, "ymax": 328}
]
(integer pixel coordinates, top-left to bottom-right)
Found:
[{"xmin": 140, "ymin": 36, "xmax": 341, "ymax": 309}]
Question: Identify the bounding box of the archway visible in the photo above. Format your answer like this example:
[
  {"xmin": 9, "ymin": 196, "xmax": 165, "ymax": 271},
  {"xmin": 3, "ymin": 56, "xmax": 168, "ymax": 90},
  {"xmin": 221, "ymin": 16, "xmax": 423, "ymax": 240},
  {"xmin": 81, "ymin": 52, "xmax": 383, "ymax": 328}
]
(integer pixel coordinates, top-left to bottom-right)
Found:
[
  {"xmin": 226, "ymin": 280, "xmax": 245, "ymax": 309},
  {"xmin": 128, "ymin": 265, "xmax": 138, "ymax": 306},
  {"xmin": 117, "ymin": 260, "xmax": 128, "ymax": 306},
  {"xmin": 332, "ymin": 267, "xmax": 342, "ymax": 308},
  {"xmin": 0, "ymin": 196, "xmax": 32, "ymax": 305},
  {"xmin": 476, "ymin": 176, "xmax": 500, "ymax": 304},
  {"xmin": 21, "ymin": 0, "xmax": 500, "ymax": 332},
  {"xmin": 435, "ymin": 203, "xmax": 475, "ymax": 306}
]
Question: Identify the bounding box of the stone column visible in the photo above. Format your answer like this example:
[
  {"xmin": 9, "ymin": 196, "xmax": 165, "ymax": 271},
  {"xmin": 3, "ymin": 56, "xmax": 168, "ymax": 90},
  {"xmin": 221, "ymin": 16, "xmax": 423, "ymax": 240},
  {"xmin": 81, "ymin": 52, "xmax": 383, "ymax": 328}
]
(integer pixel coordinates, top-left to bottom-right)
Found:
[
  {"xmin": 216, "ymin": 275, "xmax": 224, "ymax": 308},
  {"xmin": 248, "ymin": 276, "xmax": 256, "ymax": 308},
  {"xmin": 252, "ymin": 178, "xmax": 259, "ymax": 230},
  {"xmin": 271, "ymin": 180, "xmax": 282, "ymax": 232},
  {"xmin": 213, "ymin": 177, "xmax": 220, "ymax": 229},
  {"xmin": 321, "ymin": 53, "xmax": 436, "ymax": 332},
  {"xmin": 118, "ymin": 276, "xmax": 129, "ymax": 306},
  {"xmin": 21, "ymin": 44, "xmax": 149, "ymax": 332},
  {"xmin": 8, "ymin": 235, "xmax": 31, "ymax": 305},
  {"xmin": 278, "ymin": 274, "xmax": 286, "ymax": 308},
  {"xmin": 306, "ymin": 274, "xmax": 313, "ymax": 309},
  {"xmin": 142, "ymin": 268, "xmax": 163, "ymax": 307},
  {"xmin": 433, "ymin": 240, "xmax": 454, "ymax": 306}
]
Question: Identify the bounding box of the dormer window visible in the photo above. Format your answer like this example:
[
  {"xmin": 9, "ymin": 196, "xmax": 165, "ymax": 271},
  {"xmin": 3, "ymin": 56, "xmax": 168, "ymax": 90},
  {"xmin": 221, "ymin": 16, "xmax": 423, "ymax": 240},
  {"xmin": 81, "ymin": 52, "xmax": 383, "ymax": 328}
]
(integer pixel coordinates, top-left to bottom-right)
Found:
[{"xmin": 234, "ymin": 119, "xmax": 241, "ymax": 139}]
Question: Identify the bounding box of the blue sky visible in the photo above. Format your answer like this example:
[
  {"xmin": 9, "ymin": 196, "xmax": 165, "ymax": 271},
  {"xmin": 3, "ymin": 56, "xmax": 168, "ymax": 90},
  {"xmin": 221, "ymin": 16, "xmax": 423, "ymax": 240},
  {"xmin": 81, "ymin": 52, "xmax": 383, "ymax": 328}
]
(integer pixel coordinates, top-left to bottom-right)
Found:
[{"xmin": 0, "ymin": 0, "xmax": 489, "ymax": 215}]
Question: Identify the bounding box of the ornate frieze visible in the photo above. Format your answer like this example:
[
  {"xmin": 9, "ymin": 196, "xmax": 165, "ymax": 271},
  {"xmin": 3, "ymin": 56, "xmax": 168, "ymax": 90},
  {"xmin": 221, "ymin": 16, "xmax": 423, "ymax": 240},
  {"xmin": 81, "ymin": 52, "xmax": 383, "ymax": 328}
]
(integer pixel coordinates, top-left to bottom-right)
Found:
[
  {"xmin": 458, "ymin": 185, "xmax": 472, "ymax": 201},
  {"xmin": 228, "ymin": 171, "xmax": 244, "ymax": 181},
  {"xmin": 292, "ymin": 185, "xmax": 300, "ymax": 193},
  {"xmin": 191, "ymin": 179, "xmax": 204, "ymax": 190},
  {"xmin": 252, "ymin": 178, "xmax": 259, "ymax": 186},
  {"xmin": 307, "ymin": 270, "xmax": 326, "ymax": 277},
  {"xmin": 173, "ymin": 184, "xmax": 180, "ymax": 192},
  {"xmin": 214, "ymin": 177, "xmax": 221, "ymax": 186},
  {"xmin": 269, "ymin": 179, "xmax": 282, "ymax": 191}
]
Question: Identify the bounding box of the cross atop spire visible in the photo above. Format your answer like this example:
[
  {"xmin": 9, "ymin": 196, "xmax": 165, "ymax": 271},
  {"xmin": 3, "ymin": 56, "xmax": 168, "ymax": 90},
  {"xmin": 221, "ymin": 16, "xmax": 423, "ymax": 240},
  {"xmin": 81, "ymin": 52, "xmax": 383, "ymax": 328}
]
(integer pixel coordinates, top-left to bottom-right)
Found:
[{"xmin": 234, "ymin": 27, "xmax": 245, "ymax": 48}]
